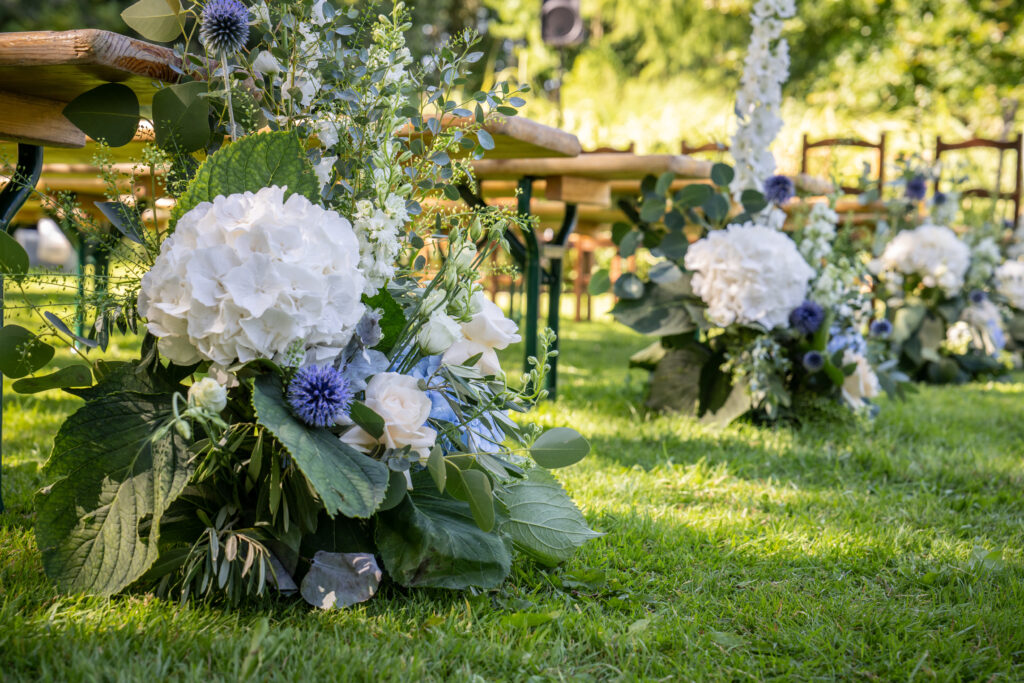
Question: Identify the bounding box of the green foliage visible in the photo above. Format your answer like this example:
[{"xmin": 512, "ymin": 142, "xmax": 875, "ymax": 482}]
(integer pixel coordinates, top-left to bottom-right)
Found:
[
  {"xmin": 375, "ymin": 473, "xmax": 511, "ymax": 589},
  {"xmin": 119, "ymin": 0, "xmax": 183, "ymax": 42},
  {"xmin": 152, "ymin": 81, "xmax": 211, "ymax": 153},
  {"xmin": 11, "ymin": 365, "xmax": 93, "ymax": 394},
  {"xmin": 0, "ymin": 325, "xmax": 54, "ymax": 379},
  {"xmin": 497, "ymin": 469, "xmax": 600, "ymax": 567},
  {"xmin": 35, "ymin": 391, "xmax": 192, "ymax": 594},
  {"xmin": 363, "ymin": 289, "xmax": 407, "ymax": 355},
  {"xmin": 529, "ymin": 427, "xmax": 590, "ymax": 469},
  {"xmin": 251, "ymin": 373, "xmax": 389, "ymax": 519},
  {"xmin": 61, "ymin": 83, "xmax": 140, "ymax": 147},
  {"xmin": 0, "ymin": 230, "xmax": 29, "ymax": 275},
  {"xmin": 171, "ymin": 131, "xmax": 319, "ymax": 224}
]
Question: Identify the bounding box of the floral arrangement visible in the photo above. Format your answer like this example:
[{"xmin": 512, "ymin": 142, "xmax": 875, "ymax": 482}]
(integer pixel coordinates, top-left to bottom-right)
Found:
[
  {"xmin": 1, "ymin": 1, "xmax": 597, "ymax": 608},
  {"xmin": 591, "ymin": 163, "xmax": 906, "ymax": 424},
  {"xmin": 729, "ymin": 0, "xmax": 796, "ymax": 198}
]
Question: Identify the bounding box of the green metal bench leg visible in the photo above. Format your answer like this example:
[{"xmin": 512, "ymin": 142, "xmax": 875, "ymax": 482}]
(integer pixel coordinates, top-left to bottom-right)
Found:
[
  {"xmin": 516, "ymin": 177, "xmax": 539, "ymax": 372},
  {"xmin": 0, "ymin": 143, "xmax": 45, "ymax": 514},
  {"xmin": 544, "ymin": 203, "xmax": 578, "ymax": 399}
]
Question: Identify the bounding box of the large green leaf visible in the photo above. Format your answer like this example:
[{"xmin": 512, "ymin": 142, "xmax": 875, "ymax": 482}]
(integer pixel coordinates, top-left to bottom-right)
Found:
[
  {"xmin": 364, "ymin": 289, "xmax": 407, "ymax": 355},
  {"xmin": 530, "ymin": 427, "xmax": 590, "ymax": 469},
  {"xmin": 252, "ymin": 373, "xmax": 389, "ymax": 519},
  {"xmin": 120, "ymin": 0, "xmax": 183, "ymax": 42},
  {"xmin": 153, "ymin": 81, "xmax": 211, "ymax": 153},
  {"xmin": 35, "ymin": 391, "xmax": 191, "ymax": 594},
  {"xmin": 62, "ymin": 83, "xmax": 140, "ymax": 147},
  {"xmin": 375, "ymin": 473, "xmax": 511, "ymax": 589},
  {"xmin": 171, "ymin": 131, "xmax": 319, "ymax": 224},
  {"xmin": 0, "ymin": 325, "xmax": 54, "ymax": 378},
  {"xmin": 497, "ymin": 469, "xmax": 600, "ymax": 567},
  {"xmin": 0, "ymin": 230, "xmax": 29, "ymax": 275}
]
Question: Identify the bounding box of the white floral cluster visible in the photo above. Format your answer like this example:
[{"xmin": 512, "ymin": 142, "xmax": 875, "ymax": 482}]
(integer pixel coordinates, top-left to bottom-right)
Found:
[
  {"xmin": 1007, "ymin": 215, "xmax": 1024, "ymax": 259},
  {"xmin": 966, "ymin": 236, "xmax": 1002, "ymax": 290},
  {"xmin": 353, "ymin": 193, "xmax": 410, "ymax": 295},
  {"xmin": 796, "ymin": 203, "xmax": 838, "ymax": 264},
  {"xmin": 810, "ymin": 259, "xmax": 872, "ymax": 327},
  {"xmin": 684, "ymin": 222, "xmax": 814, "ymax": 329},
  {"xmin": 729, "ymin": 0, "xmax": 796, "ymax": 197},
  {"xmin": 250, "ymin": 0, "xmax": 333, "ymax": 112},
  {"xmin": 930, "ymin": 190, "xmax": 960, "ymax": 227},
  {"xmin": 341, "ymin": 372, "xmax": 437, "ymax": 463},
  {"xmin": 725, "ymin": 335, "xmax": 790, "ymax": 408},
  {"xmin": 870, "ymin": 223, "xmax": 971, "ymax": 297},
  {"xmin": 995, "ymin": 259, "xmax": 1024, "ymax": 309},
  {"xmin": 138, "ymin": 187, "xmax": 366, "ymax": 367},
  {"xmin": 414, "ymin": 289, "xmax": 521, "ymax": 376}
]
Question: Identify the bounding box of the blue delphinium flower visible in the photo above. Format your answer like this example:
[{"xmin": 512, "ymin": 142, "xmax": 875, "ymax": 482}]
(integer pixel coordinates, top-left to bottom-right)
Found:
[
  {"xmin": 201, "ymin": 0, "xmax": 250, "ymax": 53},
  {"xmin": 827, "ymin": 325, "xmax": 868, "ymax": 356},
  {"xmin": 764, "ymin": 174, "xmax": 795, "ymax": 205},
  {"xmin": 789, "ymin": 300, "xmax": 825, "ymax": 335},
  {"xmin": 869, "ymin": 319, "xmax": 893, "ymax": 338},
  {"xmin": 409, "ymin": 355, "xmax": 458, "ymax": 423},
  {"xmin": 933, "ymin": 191, "xmax": 947, "ymax": 206},
  {"xmin": 287, "ymin": 364, "xmax": 353, "ymax": 427},
  {"xmin": 969, "ymin": 289, "xmax": 987, "ymax": 305},
  {"xmin": 904, "ymin": 174, "xmax": 927, "ymax": 201},
  {"xmin": 802, "ymin": 351, "xmax": 825, "ymax": 373}
]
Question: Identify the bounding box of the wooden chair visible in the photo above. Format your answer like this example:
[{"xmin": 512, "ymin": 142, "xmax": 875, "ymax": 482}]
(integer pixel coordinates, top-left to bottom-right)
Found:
[
  {"xmin": 680, "ymin": 140, "xmax": 729, "ymax": 156},
  {"xmin": 934, "ymin": 133, "xmax": 1023, "ymax": 223},
  {"xmin": 800, "ymin": 133, "xmax": 886, "ymax": 195},
  {"xmin": 588, "ymin": 143, "xmax": 635, "ymax": 154}
]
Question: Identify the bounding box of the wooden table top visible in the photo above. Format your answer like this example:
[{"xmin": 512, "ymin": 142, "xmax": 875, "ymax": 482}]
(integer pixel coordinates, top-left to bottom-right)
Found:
[
  {"xmin": 398, "ymin": 114, "xmax": 582, "ymax": 160},
  {"xmin": 0, "ymin": 30, "xmax": 179, "ymax": 148},
  {"xmin": 471, "ymin": 153, "xmax": 713, "ymax": 181}
]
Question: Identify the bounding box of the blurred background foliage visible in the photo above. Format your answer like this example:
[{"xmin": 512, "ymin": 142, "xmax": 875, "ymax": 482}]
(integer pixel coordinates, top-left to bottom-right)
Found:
[{"xmin": 1, "ymin": 0, "xmax": 1021, "ymax": 167}]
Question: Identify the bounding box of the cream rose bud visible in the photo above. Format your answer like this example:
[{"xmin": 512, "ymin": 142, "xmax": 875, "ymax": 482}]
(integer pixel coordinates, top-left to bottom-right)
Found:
[
  {"xmin": 442, "ymin": 339, "xmax": 503, "ymax": 376},
  {"xmin": 461, "ymin": 292, "xmax": 521, "ymax": 349},
  {"xmin": 188, "ymin": 377, "xmax": 228, "ymax": 413},
  {"xmin": 417, "ymin": 311, "xmax": 462, "ymax": 354},
  {"xmin": 841, "ymin": 350, "xmax": 881, "ymax": 409},
  {"xmin": 420, "ymin": 287, "xmax": 447, "ymax": 315},
  {"xmin": 340, "ymin": 373, "xmax": 437, "ymax": 461},
  {"xmin": 453, "ymin": 243, "xmax": 477, "ymax": 271}
]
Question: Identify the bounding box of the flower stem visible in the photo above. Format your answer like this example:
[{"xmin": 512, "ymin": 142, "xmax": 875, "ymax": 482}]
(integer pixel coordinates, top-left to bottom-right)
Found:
[{"xmin": 221, "ymin": 52, "xmax": 237, "ymax": 141}]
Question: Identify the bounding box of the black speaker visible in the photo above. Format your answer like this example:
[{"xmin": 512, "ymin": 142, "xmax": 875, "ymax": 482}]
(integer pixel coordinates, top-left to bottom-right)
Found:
[{"xmin": 541, "ymin": 0, "xmax": 584, "ymax": 47}]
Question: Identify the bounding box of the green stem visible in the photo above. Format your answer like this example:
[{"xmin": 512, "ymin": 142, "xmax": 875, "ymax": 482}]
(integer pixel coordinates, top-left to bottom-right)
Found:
[{"xmin": 221, "ymin": 53, "xmax": 237, "ymax": 141}]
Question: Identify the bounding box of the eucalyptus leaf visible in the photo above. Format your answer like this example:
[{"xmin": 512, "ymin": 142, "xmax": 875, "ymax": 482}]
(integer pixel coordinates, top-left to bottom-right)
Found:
[
  {"xmin": 121, "ymin": 0, "xmax": 183, "ymax": 42},
  {"xmin": 35, "ymin": 391, "xmax": 192, "ymax": 594},
  {"xmin": 0, "ymin": 230, "xmax": 29, "ymax": 274},
  {"xmin": 0, "ymin": 325, "xmax": 54, "ymax": 379},
  {"xmin": 153, "ymin": 81, "xmax": 211, "ymax": 152},
  {"xmin": 674, "ymin": 183, "xmax": 714, "ymax": 208},
  {"xmin": 349, "ymin": 401, "xmax": 385, "ymax": 440},
  {"xmin": 613, "ymin": 272, "xmax": 645, "ymax": 300},
  {"xmin": 530, "ymin": 427, "xmax": 590, "ymax": 469},
  {"xmin": 62, "ymin": 83, "xmax": 140, "ymax": 147},
  {"xmin": 710, "ymin": 163, "xmax": 735, "ymax": 187},
  {"xmin": 497, "ymin": 469, "xmax": 600, "ymax": 567},
  {"xmin": 12, "ymin": 364, "xmax": 93, "ymax": 394},
  {"xmin": 252, "ymin": 374, "xmax": 389, "ymax": 518},
  {"xmin": 587, "ymin": 268, "xmax": 611, "ymax": 296},
  {"xmin": 300, "ymin": 551, "xmax": 382, "ymax": 609}
]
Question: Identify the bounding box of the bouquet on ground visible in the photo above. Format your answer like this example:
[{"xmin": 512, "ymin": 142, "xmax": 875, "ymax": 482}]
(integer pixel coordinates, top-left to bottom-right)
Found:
[
  {"xmin": 2, "ymin": 1, "xmax": 597, "ymax": 607},
  {"xmin": 592, "ymin": 163, "xmax": 906, "ymax": 424},
  {"xmin": 868, "ymin": 171, "xmax": 1011, "ymax": 383}
]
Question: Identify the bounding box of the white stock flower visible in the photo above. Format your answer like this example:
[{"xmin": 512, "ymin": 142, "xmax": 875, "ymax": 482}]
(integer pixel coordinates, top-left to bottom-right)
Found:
[
  {"xmin": 313, "ymin": 156, "xmax": 336, "ymax": 189},
  {"xmin": 944, "ymin": 321, "xmax": 973, "ymax": 355},
  {"xmin": 340, "ymin": 372, "xmax": 436, "ymax": 461},
  {"xmin": 353, "ymin": 194, "xmax": 409, "ymax": 295},
  {"xmin": 252, "ymin": 50, "xmax": 282, "ymax": 75},
  {"xmin": 995, "ymin": 259, "xmax": 1024, "ymax": 309},
  {"xmin": 417, "ymin": 311, "xmax": 462, "ymax": 354},
  {"xmin": 461, "ymin": 292, "xmax": 521, "ymax": 349},
  {"xmin": 874, "ymin": 223, "xmax": 970, "ymax": 297},
  {"xmin": 684, "ymin": 223, "xmax": 814, "ymax": 329},
  {"xmin": 188, "ymin": 377, "xmax": 228, "ymax": 412},
  {"xmin": 138, "ymin": 186, "xmax": 367, "ymax": 367},
  {"xmin": 798, "ymin": 203, "xmax": 838, "ymax": 264},
  {"xmin": 967, "ymin": 236, "xmax": 1001, "ymax": 288},
  {"xmin": 841, "ymin": 349, "xmax": 880, "ymax": 409}
]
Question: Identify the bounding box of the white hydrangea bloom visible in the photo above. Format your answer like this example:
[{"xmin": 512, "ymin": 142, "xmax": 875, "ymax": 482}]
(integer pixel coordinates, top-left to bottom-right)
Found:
[
  {"xmin": 995, "ymin": 259, "xmax": 1024, "ymax": 309},
  {"xmin": 138, "ymin": 186, "xmax": 366, "ymax": 367},
  {"xmin": 684, "ymin": 222, "xmax": 813, "ymax": 329},
  {"xmin": 797, "ymin": 203, "xmax": 838, "ymax": 264},
  {"xmin": 352, "ymin": 193, "xmax": 410, "ymax": 295},
  {"xmin": 966, "ymin": 236, "xmax": 1002, "ymax": 289},
  {"xmin": 730, "ymin": 0, "xmax": 796, "ymax": 197},
  {"xmin": 871, "ymin": 223, "xmax": 970, "ymax": 297}
]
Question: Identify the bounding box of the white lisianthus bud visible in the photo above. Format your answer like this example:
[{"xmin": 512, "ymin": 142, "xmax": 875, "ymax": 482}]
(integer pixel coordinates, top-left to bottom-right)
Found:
[
  {"xmin": 188, "ymin": 377, "xmax": 228, "ymax": 413},
  {"xmin": 453, "ymin": 243, "xmax": 477, "ymax": 271},
  {"xmin": 421, "ymin": 287, "xmax": 447, "ymax": 315},
  {"xmin": 417, "ymin": 311, "xmax": 462, "ymax": 354},
  {"xmin": 252, "ymin": 50, "xmax": 282, "ymax": 75}
]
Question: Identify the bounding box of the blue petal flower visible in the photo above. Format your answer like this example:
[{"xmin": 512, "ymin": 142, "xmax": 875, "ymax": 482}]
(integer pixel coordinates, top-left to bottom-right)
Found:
[
  {"xmin": 905, "ymin": 175, "xmax": 927, "ymax": 201},
  {"xmin": 789, "ymin": 300, "xmax": 825, "ymax": 335},
  {"xmin": 201, "ymin": 0, "xmax": 250, "ymax": 53},
  {"xmin": 763, "ymin": 175, "xmax": 795, "ymax": 205},
  {"xmin": 802, "ymin": 350, "xmax": 825, "ymax": 372},
  {"xmin": 869, "ymin": 319, "xmax": 893, "ymax": 338}
]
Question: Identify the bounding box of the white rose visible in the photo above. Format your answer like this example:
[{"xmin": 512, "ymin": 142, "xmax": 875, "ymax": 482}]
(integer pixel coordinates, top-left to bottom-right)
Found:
[
  {"xmin": 188, "ymin": 377, "xmax": 227, "ymax": 413},
  {"xmin": 417, "ymin": 311, "xmax": 462, "ymax": 354},
  {"xmin": 841, "ymin": 350, "xmax": 880, "ymax": 409},
  {"xmin": 442, "ymin": 339, "xmax": 503, "ymax": 376},
  {"xmin": 461, "ymin": 292, "xmax": 521, "ymax": 349},
  {"xmin": 252, "ymin": 50, "xmax": 282, "ymax": 75},
  {"xmin": 340, "ymin": 373, "xmax": 436, "ymax": 461}
]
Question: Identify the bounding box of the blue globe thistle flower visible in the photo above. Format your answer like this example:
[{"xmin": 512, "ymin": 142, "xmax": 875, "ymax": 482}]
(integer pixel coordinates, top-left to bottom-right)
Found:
[
  {"xmin": 969, "ymin": 289, "xmax": 987, "ymax": 305},
  {"xmin": 869, "ymin": 319, "xmax": 893, "ymax": 338},
  {"xmin": 763, "ymin": 174, "xmax": 795, "ymax": 205},
  {"xmin": 933, "ymin": 191, "xmax": 947, "ymax": 206},
  {"xmin": 789, "ymin": 300, "xmax": 825, "ymax": 335},
  {"xmin": 904, "ymin": 175, "xmax": 927, "ymax": 201},
  {"xmin": 287, "ymin": 365, "xmax": 353, "ymax": 428},
  {"xmin": 802, "ymin": 351, "xmax": 825, "ymax": 373},
  {"xmin": 201, "ymin": 0, "xmax": 250, "ymax": 53}
]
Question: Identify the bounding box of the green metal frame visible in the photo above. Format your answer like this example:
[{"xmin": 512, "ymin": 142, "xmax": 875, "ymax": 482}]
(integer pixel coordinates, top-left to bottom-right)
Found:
[{"xmin": 0, "ymin": 143, "xmax": 45, "ymax": 513}]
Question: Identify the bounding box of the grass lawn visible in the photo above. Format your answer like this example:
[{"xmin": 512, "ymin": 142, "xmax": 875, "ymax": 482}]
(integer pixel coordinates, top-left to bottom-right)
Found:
[{"xmin": 2, "ymin": 319, "xmax": 1023, "ymax": 680}]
